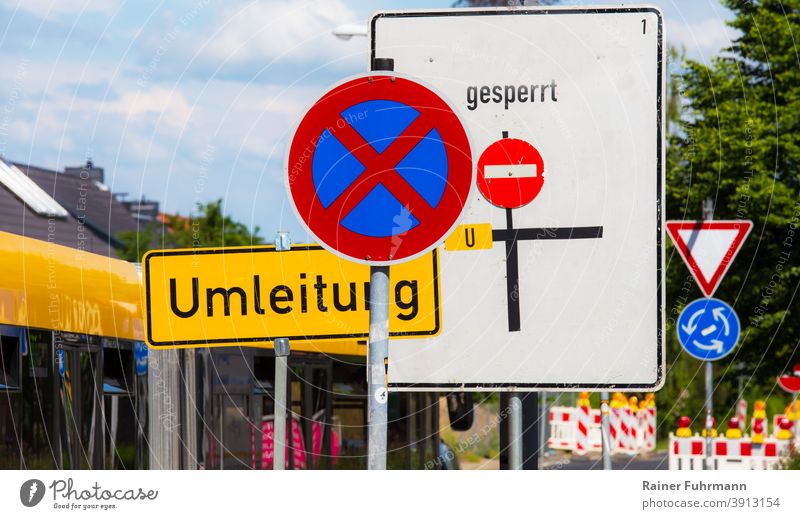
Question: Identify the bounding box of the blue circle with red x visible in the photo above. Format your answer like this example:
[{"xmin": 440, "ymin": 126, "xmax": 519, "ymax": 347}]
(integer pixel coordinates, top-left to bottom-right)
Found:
[{"xmin": 310, "ymin": 99, "xmax": 449, "ymax": 238}]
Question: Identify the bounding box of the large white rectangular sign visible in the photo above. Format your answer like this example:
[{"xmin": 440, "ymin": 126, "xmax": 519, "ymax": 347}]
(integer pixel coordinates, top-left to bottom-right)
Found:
[{"xmin": 372, "ymin": 6, "xmax": 665, "ymax": 390}]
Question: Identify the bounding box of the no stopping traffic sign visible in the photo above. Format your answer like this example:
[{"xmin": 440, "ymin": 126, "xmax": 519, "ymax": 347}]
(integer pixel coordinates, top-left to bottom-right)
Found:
[{"xmin": 286, "ymin": 74, "xmax": 474, "ymax": 265}]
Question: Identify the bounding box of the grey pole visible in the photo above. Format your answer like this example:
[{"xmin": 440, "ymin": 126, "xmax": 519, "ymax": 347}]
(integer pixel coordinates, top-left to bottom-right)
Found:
[
  {"xmin": 539, "ymin": 391, "xmax": 548, "ymax": 459},
  {"xmin": 701, "ymin": 197, "xmax": 715, "ymax": 470},
  {"xmin": 183, "ymin": 348, "xmax": 198, "ymax": 469},
  {"xmin": 600, "ymin": 391, "xmax": 612, "ymax": 470},
  {"xmin": 147, "ymin": 349, "xmax": 181, "ymax": 469},
  {"xmin": 273, "ymin": 338, "xmax": 290, "ymax": 470},
  {"xmin": 509, "ymin": 392, "xmax": 523, "ymax": 470},
  {"xmin": 273, "ymin": 231, "xmax": 292, "ymax": 471},
  {"xmin": 367, "ymin": 266, "xmax": 390, "ymax": 470},
  {"xmin": 793, "ymin": 392, "xmax": 798, "ymax": 447},
  {"xmin": 366, "ymin": 56, "xmax": 395, "ymax": 471},
  {"xmin": 704, "ymin": 361, "xmax": 714, "ymax": 470}
]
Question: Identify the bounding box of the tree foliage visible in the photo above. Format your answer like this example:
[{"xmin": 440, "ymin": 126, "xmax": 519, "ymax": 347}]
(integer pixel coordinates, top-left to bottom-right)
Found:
[
  {"xmin": 663, "ymin": 0, "xmax": 800, "ymax": 427},
  {"xmin": 116, "ymin": 198, "xmax": 263, "ymax": 262}
]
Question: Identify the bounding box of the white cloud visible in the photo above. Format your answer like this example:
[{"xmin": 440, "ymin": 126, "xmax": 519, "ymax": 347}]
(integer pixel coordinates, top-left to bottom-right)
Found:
[
  {"xmin": 8, "ymin": 0, "xmax": 121, "ymax": 17},
  {"xmin": 104, "ymin": 87, "xmax": 193, "ymax": 129},
  {"xmin": 194, "ymin": 0, "xmax": 360, "ymax": 66},
  {"xmin": 667, "ymin": 17, "xmax": 738, "ymax": 60}
]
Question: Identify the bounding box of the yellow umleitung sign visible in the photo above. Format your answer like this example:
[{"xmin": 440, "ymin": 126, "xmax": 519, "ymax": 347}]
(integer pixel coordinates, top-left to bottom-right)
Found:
[
  {"xmin": 143, "ymin": 245, "xmax": 440, "ymax": 349},
  {"xmin": 445, "ymin": 223, "xmax": 493, "ymax": 251}
]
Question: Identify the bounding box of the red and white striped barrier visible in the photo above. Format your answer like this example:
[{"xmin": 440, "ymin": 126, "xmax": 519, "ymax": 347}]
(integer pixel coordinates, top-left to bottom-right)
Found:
[
  {"xmin": 547, "ymin": 407, "xmax": 577, "ymax": 451},
  {"xmin": 669, "ymin": 434, "xmax": 791, "ymax": 470},
  {"xmin": 609, "ymin": 408, "xmax": 623, "ymax": 452},
  {"xmin": 575, "ymin": 406, "xmax": 591, "ymax": 455},
  {"xmin": 737, "ymin": 399, "xmax": 747, "ymax": 431},
  {"xmin": 547, "ymin": 403, "xmax": 650, "ymax": 455},
  {"xmin": 669, "ymin": 435, "xmax": 705, "ymax": 470},
  {"xmin": 625, "ymin": 407, "xmax": 639, "ymax": 454},
  {"xmin": 641, "ymin": 406, "xmax": 657, "ymax": 451}
]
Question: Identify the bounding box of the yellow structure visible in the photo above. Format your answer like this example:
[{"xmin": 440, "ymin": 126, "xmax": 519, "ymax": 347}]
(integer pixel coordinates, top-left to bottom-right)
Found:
[
  {"xmin": 676, "ymin": 416, "xmax": 692, "ymax": 438},
  {"xmin": 143, "ymin": 244, "xmax": 440, "ymax": 349},
  {"xmin": 0, "ymin": 231, "xmax": 143, "ymax": 340},
  {"xmin": 444, "ymin": 223, "xmax": 493, "ymax": 251}
]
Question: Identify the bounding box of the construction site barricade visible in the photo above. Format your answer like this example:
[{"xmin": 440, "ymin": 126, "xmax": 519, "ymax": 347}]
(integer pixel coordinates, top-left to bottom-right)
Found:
[
  {"xmin": 547, "ymin": 407, "xmax": 576, "ymax": 451},
  {"xmin": 669, "ymin": 434, "xmax": 791, "ymax": 470}
]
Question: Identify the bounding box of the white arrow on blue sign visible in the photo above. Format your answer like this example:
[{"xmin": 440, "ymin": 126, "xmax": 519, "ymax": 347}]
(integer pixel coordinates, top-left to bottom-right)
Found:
[{"xmin": 677, "ymin": 298, "xmax": 741, "ymax": 361}]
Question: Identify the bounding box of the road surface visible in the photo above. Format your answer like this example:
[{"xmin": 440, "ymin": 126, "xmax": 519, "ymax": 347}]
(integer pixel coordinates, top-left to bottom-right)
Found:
[{"xmin": 544, "ymin": 452, "xmax": 668, "ymax": 470}]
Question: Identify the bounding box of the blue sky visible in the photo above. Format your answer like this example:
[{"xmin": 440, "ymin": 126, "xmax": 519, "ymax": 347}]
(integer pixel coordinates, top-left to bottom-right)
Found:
[{"xmin": 0, "ymin": 0, "xmax": 736, "ymax": 242}]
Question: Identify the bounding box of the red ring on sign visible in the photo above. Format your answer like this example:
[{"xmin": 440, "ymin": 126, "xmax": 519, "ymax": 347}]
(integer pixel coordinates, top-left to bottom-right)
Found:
[{"xmin": 287, "ymin": 74, "xmax": 473, "ymax": 264}]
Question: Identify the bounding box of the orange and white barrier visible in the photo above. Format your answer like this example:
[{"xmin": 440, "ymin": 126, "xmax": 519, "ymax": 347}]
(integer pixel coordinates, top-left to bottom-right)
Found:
[
  {"xmin": 608, "ymin": 407, "xmax": 623, "ymax": 452},
  {"xmin": 575, "ymin": 405, "xmax": 591, "ymax": 455},
  {"xmin": 640, "ymin": 405, "xmax": 657, "ymax": 451},
  {"xmin": 669, "ymin": 435, "xmax": 706, "ymax": 470},
  {"xmin": 547, "ymin": 395, "xmax": 655, "ymax": 455},
  {"xmin": 547, "ymin": 407, "xmax": 577, "ymax": 451},
  {"xmin": 737, "ymin": 399, "xmax": 748, "ymax": 431},
  {"xmin": 669, "ymin": 434, "xmax": 791, "ymax": 470},
  {"xmin": 547, "ymin": 406, "xmax": 602, "ymax": 453}
]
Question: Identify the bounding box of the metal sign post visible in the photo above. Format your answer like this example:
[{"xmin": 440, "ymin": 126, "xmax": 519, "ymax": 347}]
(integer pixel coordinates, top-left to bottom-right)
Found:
[
  {"xmin": 702, "ymin": 198, "xmax": 714, "ymax": 471},
  {"xmin": 704, "ymin": 361, "xmax": 714, "ymax": 470},
  {"xmin": 367, "ymin": 266, "xmax": 390, "ymax": 470},
  {"xmin": 366, "ymin": 57, "xmax": 394, "ymax": 471},
  {"xmin": 509, "ymin": 393, "xmax": 522, "ymax": 470},
  {"xmin": 273, "ymin": 338, "xmax": 290, "ymax": 471}
]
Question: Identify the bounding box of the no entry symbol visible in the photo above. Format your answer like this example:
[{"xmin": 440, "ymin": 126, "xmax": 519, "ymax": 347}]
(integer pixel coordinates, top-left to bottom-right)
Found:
[{"xmin": 477, "ymin": 138, "xmax": 545, "ymax": 209}]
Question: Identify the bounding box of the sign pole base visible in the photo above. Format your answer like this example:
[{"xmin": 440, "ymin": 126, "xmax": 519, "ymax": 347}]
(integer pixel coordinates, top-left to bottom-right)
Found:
[
  {"xmin": 704, "ymin": 361, "xmax": 714, "ymax": 470},
  {"xmin": 273, "ymin": 338, "xmax": 290, "ymax": 470},
  {"xmin": 600, "ymin": 391, "xmax": 612, "ymax": 470},
  {"xmin": 368, "ymin": 265, "xmax": 390, "ymax": 470},
  {"xmin": 509, "ymin": 392, "xmax": 523, "ymax": 470}
]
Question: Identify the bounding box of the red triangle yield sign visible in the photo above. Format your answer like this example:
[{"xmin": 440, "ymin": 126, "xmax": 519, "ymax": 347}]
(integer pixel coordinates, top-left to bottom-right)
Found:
[{"xmin": 666, "ymin": 220, "xmax": 753, "ymax": 297}]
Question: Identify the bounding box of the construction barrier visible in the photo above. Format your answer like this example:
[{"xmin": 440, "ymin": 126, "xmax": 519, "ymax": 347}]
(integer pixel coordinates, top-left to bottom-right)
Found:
[
  {"xmin": 668, "ymin": 434, "xmax": 792, "ymax": 470},
  {"xmin": 737, "ymin": 399, "xmax": 747, "ymax": 431},
  {"xmin": 547, "ymin": 395, "xmax": 656, "ymax": 455},
  {"xmin": 641, "ymin": 403, "xmax": 657, "ymax": 451}
]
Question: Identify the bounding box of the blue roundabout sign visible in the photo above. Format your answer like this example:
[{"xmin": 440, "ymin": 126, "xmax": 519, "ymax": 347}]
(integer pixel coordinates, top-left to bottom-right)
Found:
[{"xmin": 677, "ymin": 298, "xmax": 741, "ymax": 361}]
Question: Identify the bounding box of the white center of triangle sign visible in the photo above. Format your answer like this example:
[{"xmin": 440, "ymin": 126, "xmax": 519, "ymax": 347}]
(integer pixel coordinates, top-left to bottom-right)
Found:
[{"xmin": 666, "ymin": 220, "xmax": 753, "ymax": 297}]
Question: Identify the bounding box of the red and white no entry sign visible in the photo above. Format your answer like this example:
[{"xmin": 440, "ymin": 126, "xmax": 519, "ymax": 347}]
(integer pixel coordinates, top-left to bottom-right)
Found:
[
  {"xmin": 476, "ymin": 138, "xmax": 544, "ymax": 209},
  {"xmin": 286, "ymin": 74, "xmax": 474, "ymax": 265}
]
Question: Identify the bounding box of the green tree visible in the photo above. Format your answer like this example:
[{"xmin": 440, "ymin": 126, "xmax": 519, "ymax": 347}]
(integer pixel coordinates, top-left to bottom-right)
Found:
[
  {"xmin": 117, "ymin": 198, "xmax": 263, "ymax": 262},
  {"xmin": 665, "ymin": 0, "xmax": 800, "ymax": 427}
]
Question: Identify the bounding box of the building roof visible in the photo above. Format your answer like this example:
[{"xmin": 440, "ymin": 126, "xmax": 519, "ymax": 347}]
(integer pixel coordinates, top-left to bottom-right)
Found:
[
  {"xmin": 15, "ymin": 161, "xmax": 141, "ymax": 247},
  {"xmin": 0, "ymin": 172, "xmax": 112, "ymax": 255},
  {"xmin": 0, "ymin": 159, "xmax": 146, "ymax": 257}
]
